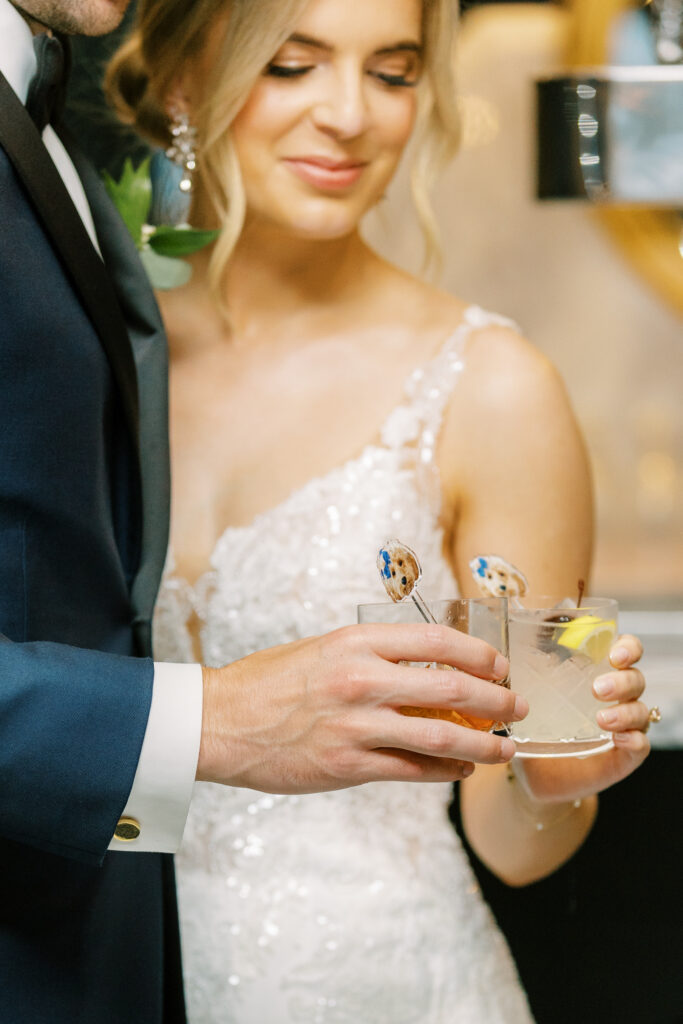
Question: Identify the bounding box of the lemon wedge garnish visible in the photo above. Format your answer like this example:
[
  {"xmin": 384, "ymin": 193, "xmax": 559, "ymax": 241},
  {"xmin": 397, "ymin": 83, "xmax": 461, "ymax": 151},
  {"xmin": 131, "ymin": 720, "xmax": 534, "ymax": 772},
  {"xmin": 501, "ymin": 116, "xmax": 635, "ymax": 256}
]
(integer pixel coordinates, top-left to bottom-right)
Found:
[{"xmin": 555, "ymin": 614, "xmax": 616, "ymax": 662}]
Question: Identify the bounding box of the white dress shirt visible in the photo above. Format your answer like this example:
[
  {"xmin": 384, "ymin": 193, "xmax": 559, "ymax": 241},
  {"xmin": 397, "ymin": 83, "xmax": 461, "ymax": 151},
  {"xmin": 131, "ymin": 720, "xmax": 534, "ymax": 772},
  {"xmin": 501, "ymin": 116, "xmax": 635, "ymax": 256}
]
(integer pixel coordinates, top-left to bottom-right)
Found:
[{"xmin": 0, "ymin": 0, "xmax": 203, "ymax": 853}]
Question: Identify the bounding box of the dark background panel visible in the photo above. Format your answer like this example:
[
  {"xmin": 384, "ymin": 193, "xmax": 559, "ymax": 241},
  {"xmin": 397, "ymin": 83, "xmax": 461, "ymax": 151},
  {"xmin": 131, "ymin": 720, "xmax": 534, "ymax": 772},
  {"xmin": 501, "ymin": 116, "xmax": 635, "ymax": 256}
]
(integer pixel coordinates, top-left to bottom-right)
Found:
[{"xmin": 450, "ymin": 750, "xmax": 683, "ymax": 1024}]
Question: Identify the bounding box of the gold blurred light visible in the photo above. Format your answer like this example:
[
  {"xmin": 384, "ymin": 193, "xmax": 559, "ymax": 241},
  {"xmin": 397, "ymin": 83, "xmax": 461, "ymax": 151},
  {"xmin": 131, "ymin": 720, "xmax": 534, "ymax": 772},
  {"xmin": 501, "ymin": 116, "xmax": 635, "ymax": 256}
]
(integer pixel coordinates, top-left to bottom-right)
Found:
[{"xmin": 636, "ymin": 451, "xmax": 677, "ymax": 524}]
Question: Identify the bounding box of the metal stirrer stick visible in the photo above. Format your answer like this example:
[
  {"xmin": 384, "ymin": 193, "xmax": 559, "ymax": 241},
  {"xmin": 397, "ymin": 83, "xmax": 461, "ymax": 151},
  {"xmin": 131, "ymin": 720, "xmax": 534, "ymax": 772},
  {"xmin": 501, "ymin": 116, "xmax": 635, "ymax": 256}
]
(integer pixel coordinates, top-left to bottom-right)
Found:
[{"xmin": 410, "ymin": 588, "xmax": 437, "ymax": 624}]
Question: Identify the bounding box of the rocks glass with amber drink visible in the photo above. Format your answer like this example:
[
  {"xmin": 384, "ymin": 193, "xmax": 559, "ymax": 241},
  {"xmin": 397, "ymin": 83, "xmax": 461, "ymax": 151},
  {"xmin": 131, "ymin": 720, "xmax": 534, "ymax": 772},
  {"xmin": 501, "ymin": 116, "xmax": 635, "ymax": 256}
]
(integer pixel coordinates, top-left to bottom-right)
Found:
[{"xmin": 357, "ymin": 597, "xmax": 509, "ymax": 731}]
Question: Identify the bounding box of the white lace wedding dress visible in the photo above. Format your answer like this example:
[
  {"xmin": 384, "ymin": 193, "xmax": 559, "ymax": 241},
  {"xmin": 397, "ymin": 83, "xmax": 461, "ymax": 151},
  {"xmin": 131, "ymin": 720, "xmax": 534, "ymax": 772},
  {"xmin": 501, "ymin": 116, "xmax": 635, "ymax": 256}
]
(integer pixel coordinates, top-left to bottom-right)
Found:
[{"xmin": 153, "ymin": 306, "xmax": 535, "ymax": 1024}]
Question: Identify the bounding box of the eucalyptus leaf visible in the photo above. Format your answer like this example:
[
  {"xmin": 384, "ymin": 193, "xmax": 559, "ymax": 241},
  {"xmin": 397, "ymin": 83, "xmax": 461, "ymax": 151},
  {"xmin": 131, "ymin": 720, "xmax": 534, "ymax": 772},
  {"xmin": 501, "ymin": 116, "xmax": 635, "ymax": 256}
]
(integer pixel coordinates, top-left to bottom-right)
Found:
[
  {"xmin": 148, "ymin": 225, "xmax": 219, "ymax": 258},
  {"xmin": 102, "ymin": 157, "xmax": 152, "ymax": 247},
  {"xmin": 139, "ymin": 248, "xmax": 193, "ymax": 290}
]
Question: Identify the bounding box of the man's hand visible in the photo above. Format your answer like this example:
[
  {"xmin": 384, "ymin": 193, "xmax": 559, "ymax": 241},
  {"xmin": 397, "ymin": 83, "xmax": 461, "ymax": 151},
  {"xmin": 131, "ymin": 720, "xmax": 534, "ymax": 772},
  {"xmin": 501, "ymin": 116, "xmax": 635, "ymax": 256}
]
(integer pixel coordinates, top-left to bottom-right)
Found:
[{"xmin": 196, "ymin": 623, "xmax": 528, "ymax": 793}]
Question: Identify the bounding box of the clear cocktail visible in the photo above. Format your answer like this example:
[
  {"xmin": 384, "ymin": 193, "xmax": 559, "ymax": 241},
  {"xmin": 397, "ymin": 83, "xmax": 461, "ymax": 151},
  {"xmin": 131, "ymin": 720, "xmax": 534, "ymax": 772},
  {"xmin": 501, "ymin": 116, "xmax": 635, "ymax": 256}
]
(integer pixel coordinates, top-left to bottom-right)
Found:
[{"xmin": 509, "ymin": 597, "xmax": 618, "ymax": 757}]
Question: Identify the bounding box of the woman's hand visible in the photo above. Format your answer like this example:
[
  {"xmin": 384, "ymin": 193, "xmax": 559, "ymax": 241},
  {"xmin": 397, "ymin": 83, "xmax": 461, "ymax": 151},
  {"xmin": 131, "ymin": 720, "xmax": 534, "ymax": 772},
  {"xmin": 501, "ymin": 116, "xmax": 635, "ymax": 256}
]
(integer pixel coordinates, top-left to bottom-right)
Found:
[
  {"xmin": 595, "ymin": 631, "xmax": 651, "ymax": 758},
  {"xmin": 513, "ymin": 633, "xmax": 651, "ymax": 804}
]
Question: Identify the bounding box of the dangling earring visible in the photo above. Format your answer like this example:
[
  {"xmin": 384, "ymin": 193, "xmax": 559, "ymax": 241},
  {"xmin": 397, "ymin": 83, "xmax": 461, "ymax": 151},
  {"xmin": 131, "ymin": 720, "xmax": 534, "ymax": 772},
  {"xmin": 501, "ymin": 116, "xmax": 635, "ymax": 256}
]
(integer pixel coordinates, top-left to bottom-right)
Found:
[{"xmin": 165, "ymin": 104, "xmax": 197, "ymax": 194}]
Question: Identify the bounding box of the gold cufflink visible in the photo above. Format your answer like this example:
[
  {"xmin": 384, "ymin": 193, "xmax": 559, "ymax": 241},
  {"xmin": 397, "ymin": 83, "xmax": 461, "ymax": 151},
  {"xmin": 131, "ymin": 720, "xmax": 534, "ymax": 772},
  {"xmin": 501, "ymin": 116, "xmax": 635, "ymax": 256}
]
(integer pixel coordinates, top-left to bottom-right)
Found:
[{"xmin": 114, "ymin": 816, "xmax": 141, "ymax": 841}]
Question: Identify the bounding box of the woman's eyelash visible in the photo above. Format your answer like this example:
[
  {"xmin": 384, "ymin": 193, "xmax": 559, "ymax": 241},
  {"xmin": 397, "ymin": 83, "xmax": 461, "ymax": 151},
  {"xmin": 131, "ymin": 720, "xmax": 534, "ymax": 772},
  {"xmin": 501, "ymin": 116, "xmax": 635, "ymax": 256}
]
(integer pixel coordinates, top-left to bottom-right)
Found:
[
  {"xmin": 373, "ymin": 72, "xmax": 418, "ymax": 88},
  {"xmin": 264, "ymin": 65, "xmax": 419, "ymax": 87},
  {"xmin": 265, "ymin": 64, "xmax": 312, "ymax": 78}
]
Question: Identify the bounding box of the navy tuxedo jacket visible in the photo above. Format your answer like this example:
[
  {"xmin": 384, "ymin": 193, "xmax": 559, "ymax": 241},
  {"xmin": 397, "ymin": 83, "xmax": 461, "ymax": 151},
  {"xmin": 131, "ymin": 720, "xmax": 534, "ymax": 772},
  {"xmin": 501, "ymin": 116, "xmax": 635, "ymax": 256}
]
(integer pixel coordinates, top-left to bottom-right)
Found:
[{"xmin": 0, "ymin": 73, "xmax": 185, "ymax": 1023}]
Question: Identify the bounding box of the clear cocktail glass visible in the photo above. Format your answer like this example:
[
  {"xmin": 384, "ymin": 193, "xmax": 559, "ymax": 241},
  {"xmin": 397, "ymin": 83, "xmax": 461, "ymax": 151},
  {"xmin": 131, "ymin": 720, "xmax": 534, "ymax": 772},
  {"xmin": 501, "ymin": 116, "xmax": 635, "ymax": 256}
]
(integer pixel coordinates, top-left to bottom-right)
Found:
[
  {"xmin": 358, "ymin": 597, "xmax": 509, "ymax": 731},
  {"xmin": 508, "ymin": 596, "xmax": 618, "ymax": 758}
]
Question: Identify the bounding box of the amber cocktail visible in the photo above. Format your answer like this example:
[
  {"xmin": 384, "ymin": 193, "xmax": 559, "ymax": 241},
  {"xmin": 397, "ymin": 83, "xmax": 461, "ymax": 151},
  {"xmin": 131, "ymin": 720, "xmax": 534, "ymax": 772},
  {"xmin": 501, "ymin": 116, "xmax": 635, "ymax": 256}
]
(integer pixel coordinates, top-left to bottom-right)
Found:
[{"xmin": 357, "ymin": 597, "xmax": 509, "ymax": 732}]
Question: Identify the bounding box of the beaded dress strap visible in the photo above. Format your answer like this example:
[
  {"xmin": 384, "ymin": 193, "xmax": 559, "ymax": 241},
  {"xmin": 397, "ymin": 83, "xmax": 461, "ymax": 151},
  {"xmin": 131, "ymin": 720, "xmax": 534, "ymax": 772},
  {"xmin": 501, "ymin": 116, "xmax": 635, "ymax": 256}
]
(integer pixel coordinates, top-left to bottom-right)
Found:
[{"xmin": 379, "ymin": 305, "xmax": 519, "ymax": 463}]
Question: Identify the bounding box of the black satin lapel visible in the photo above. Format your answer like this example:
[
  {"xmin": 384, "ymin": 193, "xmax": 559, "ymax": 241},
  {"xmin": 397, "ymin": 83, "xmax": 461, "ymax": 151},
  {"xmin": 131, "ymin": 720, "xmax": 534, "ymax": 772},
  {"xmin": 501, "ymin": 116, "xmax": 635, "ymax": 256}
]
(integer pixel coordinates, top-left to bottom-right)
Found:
[
  {"xmin": 0, "ymin": 71, "xmax": 139, "ymax": 444},
  {"xmin": 58, "ymin": 128, "xmax": 163, "ymax": 352}
]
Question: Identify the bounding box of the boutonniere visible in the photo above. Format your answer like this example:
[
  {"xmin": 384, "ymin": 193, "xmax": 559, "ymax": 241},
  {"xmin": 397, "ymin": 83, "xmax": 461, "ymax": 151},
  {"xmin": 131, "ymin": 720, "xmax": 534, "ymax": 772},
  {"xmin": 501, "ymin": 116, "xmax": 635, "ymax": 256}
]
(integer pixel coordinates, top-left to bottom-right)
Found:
[{"xmin": 103, "ymin": 157, "xmax": 218, "ymax": 289}]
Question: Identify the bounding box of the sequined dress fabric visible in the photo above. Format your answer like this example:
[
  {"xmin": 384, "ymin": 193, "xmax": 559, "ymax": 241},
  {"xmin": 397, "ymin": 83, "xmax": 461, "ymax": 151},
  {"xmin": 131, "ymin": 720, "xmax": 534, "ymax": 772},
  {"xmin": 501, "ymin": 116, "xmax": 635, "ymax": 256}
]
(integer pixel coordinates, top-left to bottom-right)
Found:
[{"xmin": 153, "ymin": 306, "xmax": 534, "ymax": 1023}]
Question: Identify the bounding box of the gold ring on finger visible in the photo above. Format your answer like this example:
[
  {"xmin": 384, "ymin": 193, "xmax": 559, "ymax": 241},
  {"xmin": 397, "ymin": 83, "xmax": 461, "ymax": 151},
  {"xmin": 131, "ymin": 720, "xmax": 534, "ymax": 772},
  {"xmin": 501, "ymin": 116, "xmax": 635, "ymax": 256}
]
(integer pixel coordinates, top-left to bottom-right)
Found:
[{"xmin": 645, "ymin": 706, "xmax": 662, "ymax": 731}]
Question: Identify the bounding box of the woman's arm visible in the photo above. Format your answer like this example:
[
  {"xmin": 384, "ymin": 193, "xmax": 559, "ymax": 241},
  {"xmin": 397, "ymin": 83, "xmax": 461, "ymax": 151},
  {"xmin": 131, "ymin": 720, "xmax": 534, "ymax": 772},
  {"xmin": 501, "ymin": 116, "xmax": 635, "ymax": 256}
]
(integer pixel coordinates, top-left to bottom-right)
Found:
[
  {"xmin": 459, "ymin": 762, "xmax": 598, "ymax": 887},
  {"xmin": 439, "ymin": 324, "xmax": 648, "ymax": 885},
  {"xmin": 441, "ymin": 324, "xmax": 594, "ymax": 599},
  {"xmin": 460, "ymin": 635, "xmax": 648, "ymax": 886}
]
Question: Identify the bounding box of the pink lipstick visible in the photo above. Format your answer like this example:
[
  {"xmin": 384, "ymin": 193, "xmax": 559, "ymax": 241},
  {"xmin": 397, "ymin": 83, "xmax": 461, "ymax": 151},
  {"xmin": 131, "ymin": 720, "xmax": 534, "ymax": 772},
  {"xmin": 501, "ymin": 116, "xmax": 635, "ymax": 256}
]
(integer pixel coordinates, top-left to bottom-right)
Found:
[{"xmin": 283, "ymin": 156, "xmax": 367, "ymax": 190}]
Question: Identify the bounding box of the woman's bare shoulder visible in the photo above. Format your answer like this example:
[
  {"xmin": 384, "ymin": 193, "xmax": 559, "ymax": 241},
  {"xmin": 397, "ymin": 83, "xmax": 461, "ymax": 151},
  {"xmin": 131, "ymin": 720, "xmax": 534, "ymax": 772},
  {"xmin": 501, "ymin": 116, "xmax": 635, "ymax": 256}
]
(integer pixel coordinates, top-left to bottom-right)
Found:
[
  {"xmin": 375, "ymin": 267, "xmax": 554, "ymax": 393},
  {"xmin": 457, "ymin": 315, "xmax": 565, "ymax": 418},
  {"xmin": 439, "ymin": 312, "xmax": 584, "ymax": 488}
]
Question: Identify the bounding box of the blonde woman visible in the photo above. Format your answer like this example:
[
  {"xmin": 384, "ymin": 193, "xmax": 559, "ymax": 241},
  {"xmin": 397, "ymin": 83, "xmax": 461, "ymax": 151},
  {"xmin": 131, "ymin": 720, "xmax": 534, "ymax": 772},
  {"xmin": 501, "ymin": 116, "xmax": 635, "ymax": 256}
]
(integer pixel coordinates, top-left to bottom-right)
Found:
[{"xmin": 108, "ymin": 0, "xmax": 650, "ymax": 1020}]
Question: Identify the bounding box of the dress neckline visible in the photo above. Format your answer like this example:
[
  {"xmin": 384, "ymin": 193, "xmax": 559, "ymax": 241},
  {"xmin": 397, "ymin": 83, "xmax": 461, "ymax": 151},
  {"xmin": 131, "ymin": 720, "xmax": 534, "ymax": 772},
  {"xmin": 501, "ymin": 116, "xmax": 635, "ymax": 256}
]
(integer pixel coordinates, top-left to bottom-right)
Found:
[
  {"xmin": 165, "ymin": 304, "xmax": 499, "ymax": 594},
  {"xmin": 165, "ymin": 439, "xmax": 402, "ymax": 593}
]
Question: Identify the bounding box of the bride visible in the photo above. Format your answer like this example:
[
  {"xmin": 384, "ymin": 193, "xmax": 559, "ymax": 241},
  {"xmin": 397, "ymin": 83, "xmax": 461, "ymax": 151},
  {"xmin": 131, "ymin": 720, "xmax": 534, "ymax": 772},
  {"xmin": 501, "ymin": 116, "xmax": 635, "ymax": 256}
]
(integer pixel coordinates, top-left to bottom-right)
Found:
[{"xmin": 108, "ymin": 0, "xmax": 650, "ymax": 1020}]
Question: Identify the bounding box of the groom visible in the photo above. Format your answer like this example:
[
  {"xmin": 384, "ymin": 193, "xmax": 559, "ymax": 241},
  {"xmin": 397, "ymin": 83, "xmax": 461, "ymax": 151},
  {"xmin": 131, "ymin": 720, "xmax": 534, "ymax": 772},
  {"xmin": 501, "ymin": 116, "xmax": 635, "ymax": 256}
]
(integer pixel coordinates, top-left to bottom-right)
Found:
[{"xmin": 0, "ymin": 1, "xmax": 524, "ymax": 1021}]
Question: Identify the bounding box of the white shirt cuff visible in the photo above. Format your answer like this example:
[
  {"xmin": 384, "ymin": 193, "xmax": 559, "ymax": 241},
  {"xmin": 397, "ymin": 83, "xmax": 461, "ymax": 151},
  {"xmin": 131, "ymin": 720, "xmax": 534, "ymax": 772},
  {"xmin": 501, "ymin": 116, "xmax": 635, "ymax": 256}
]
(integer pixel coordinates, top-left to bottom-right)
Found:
[{"xmin": 109, "ymin": 662, "xmax": 203, "ymax": 853}]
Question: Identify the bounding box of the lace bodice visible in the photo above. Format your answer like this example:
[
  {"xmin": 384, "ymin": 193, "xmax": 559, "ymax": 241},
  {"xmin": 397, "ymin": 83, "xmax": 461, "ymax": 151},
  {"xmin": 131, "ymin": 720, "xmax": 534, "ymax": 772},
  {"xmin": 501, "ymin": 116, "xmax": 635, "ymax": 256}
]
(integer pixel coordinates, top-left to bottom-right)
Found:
[{"xmin": 153, "ymin": 306, "xmax": 534, "ymax": 1023}]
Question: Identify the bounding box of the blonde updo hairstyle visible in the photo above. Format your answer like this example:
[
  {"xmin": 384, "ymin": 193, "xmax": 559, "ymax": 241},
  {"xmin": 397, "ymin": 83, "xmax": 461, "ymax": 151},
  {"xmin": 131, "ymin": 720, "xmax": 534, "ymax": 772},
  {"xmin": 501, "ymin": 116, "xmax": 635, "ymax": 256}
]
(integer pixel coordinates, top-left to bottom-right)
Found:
[{"xmin": 106, "ymin": 0, "xmax": 460, "ymax": 298}]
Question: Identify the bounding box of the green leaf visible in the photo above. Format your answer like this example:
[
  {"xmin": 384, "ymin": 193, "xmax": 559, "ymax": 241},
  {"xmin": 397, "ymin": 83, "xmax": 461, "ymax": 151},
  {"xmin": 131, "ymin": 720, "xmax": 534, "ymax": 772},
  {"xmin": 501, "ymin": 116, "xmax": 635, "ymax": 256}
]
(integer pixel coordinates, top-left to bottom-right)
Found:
[
  {"xmin": 139, "ymin": 248, "xmax": 193, "ymax": 290},
  {"xmin": 102, "ymin": 157, "xmax": 152, "ymax": 247},
  {"xmin": 148, "ymin": 225, "xmax": 219, "ymax": 258}
]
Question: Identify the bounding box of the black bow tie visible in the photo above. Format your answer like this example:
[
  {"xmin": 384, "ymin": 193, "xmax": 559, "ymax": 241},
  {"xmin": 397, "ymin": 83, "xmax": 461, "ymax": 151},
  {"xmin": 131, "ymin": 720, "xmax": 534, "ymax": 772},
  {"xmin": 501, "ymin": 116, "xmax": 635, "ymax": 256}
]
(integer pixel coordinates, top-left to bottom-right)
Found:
[{"xmin": 25, "ymin": 33, "xmax": 68, "ymax": 132}]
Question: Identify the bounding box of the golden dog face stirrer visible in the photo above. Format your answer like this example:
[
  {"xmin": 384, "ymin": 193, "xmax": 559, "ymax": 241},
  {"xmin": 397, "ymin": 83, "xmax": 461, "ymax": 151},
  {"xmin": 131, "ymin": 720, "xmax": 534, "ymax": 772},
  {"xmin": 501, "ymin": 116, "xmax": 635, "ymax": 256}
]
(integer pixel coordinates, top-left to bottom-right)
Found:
[
  {"xmin": 468, "ymin": 554, "xmax": 528, "ymax": 599},
  {"xmin": 377, "ymin": 539, "xmax": 436, "ymax": 622}
]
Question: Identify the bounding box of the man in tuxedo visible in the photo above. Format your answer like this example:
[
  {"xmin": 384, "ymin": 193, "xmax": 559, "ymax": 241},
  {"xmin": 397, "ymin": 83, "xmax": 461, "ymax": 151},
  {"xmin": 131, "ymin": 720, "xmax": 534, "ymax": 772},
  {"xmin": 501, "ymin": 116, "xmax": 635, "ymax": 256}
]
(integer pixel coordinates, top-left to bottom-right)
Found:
[{"xmin": 0, "ymin": 1, "xmax": 524, "ymax": 1020}]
